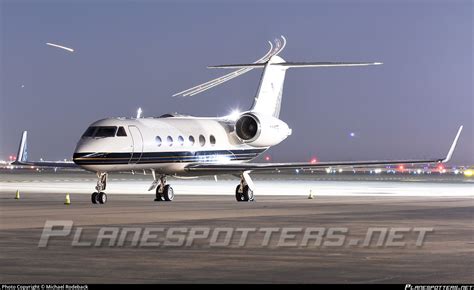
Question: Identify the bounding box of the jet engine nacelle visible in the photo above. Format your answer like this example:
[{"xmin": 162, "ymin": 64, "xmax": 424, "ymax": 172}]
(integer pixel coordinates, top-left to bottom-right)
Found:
[{"xmin": 234, "ymin": 112, "xmax": 292, "ymax": 147}]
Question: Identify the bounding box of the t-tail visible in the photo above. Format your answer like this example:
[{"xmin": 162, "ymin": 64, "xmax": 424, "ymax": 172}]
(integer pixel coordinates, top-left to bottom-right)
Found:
[{"xmin": 175, "ymin": 36, "xmax": 382, "ymax": 118}]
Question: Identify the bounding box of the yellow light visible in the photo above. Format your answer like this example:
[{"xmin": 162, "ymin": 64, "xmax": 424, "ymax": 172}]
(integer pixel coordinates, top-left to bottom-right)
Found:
[{"xmin": 464, "ymin": 169, "xmax": 473, "ymax": 177}]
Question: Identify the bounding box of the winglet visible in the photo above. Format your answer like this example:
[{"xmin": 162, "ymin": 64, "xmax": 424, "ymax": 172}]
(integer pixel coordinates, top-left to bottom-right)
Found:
[
  {"xmin": 12, "ymin": 131, "xmax": 28, "ymax": 165},
  {"xmin": 441, "ymin": 125, "xmax": 463, "ymax": 163}
]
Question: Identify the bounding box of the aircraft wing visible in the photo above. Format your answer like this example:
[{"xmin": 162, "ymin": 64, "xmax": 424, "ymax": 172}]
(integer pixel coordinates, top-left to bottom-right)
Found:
[
  {"xmin": 11, "ymin": 131, "xmax": 79, "ymax": 168},
  {"xmin": 186, "ymin": 126, "xmax": 463, "ymax": 173}
]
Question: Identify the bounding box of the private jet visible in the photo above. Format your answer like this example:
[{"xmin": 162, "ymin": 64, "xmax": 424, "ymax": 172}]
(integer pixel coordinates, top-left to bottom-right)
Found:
[{"xmin": 13, "ymin": 36, "xmax": 463, "ymax": 204}]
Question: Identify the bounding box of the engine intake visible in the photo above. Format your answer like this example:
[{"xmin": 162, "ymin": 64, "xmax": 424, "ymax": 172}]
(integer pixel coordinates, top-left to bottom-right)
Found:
[
  {"xmin": 233, "ymin": 112, "xmax": 291, "ymax": 147},
  {"xmin": 235, "ymin": 114, "xmax": 260, "ymax": 141}
]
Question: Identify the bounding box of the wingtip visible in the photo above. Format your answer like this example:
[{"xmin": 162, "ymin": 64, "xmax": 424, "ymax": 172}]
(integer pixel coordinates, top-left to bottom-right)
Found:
[
  {"xmin": 442, "ymin": 125, "xmax": 463, "ymax": 163},
  {"xmin": 13, "ymin": 130, "xmax": 28, "ymax": 164}
]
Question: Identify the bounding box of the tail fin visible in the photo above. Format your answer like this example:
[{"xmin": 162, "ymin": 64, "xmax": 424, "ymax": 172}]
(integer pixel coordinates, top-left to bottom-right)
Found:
[
  {"xmin": 251, "ymin": 55, "xmax": 288, "ymax": 118},
  {"xmin": 12, "ymin": 131, "xmax": 28, "ymax": 165},
  {"xmin": 173, "ymin": 36, "xmax": 382, "ymax": 118}
]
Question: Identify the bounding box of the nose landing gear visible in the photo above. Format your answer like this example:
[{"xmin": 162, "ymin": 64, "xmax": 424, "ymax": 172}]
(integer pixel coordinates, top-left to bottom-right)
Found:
[{"xmin": 91, "ymin": 172, "xmax": 108, "ymax": 204}]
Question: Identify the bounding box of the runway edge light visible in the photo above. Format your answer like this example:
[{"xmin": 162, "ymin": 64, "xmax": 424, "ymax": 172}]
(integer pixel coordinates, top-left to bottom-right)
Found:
[
  {"xmin": 15, "ymin": 190, "xmax": 20, "ymax": 200},
  {"xmin": 64, "ymin": 194, "xmax": 71, "ymax": 205}
]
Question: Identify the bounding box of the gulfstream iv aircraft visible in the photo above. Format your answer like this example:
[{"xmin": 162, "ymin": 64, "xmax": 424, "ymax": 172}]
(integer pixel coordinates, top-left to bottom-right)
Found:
[{"xmin": 13, "ymin": 36, "xmax": 463, "ymax": 204}]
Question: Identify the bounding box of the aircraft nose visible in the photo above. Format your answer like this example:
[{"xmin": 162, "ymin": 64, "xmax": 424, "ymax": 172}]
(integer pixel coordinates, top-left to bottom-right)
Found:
[
  {"xmin": 73, "ymin": 139, "xmax": 99, "ymax": 164},
  {"xmin": 74, "ymin": 140, "xmax": 91, "ymax": 154}
]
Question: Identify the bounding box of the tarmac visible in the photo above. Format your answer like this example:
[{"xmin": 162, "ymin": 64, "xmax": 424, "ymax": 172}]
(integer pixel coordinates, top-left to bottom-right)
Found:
[{"xmin": 0, "ymin": 170, "xmax": 473, "ymax": 283}]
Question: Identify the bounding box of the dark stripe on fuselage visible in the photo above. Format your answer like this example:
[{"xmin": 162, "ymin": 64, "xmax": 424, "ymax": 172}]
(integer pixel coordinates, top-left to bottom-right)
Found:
[{"xmin": 73, "ymin": 149, "xmax": 266, "ymax": 165}]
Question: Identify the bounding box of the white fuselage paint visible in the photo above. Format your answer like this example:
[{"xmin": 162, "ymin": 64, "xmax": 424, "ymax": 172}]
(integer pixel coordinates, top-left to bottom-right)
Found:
[{"xmin": 73, "ymin": 116, "xmax": 284, "ymax": 175}]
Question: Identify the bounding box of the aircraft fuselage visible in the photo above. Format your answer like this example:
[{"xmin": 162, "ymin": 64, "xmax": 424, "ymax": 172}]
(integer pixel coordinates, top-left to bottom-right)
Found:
[{"xmin": 72, "ymin": 115, "xmax": 279, "ymax": 174}]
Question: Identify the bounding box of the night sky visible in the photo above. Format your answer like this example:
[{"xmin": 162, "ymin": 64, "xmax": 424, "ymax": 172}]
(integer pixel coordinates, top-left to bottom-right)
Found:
[{"xmin": 1, "ymin": 0, "xmax": 472, "ymax": 164}]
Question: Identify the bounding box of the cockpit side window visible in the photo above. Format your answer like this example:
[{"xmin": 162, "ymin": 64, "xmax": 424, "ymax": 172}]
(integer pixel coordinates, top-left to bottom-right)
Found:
[
  {"xmin": 82, "ymin": 127, "xmax": 97, "ymax": 138},
  {"xmin": 94, "ymin": 126, "xmax": 117, "ymax": 137},
  {"xmin": 116, "ymin": 126, "xmax": 127, "ymax": 137}
]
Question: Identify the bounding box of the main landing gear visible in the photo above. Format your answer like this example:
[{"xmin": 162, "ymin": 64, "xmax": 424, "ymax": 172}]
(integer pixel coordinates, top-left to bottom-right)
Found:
[
  {"xmin": 90, "ymin": 171, "xmax": 254, "ymax": 204},
  {"xmin": 154, "ymin": 175, "xmax": 174, "ymax": 202},
  {"xmin": 235, "ymin": 172, "xmax": 255, "ymax": 202},
  {"xmin": 91, "ymin": 172, "xmax": 108, "ymax": 204}
]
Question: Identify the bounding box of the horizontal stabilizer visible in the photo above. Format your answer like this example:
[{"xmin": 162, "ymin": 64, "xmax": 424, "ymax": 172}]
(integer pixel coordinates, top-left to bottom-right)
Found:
[{"xmin": 208, "ymin": 61, "xmax": 382, "ymax": 69}]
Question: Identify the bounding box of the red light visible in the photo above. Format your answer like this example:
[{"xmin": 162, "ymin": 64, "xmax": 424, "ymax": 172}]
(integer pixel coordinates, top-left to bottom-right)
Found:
[
  {"xmin": 398, "ymin": 165, "xmax": 404, "ymax": 171},
  {"xmin": 310, "ymin": 157, "xmax": 318, "ymax": 164},
  {"xmin": 438, "ymin": 165, "xmax": 444, "ymax": 171},
  {"xmin": 264, "ymin": 155, "xmax": 271, "ymax": 161}
]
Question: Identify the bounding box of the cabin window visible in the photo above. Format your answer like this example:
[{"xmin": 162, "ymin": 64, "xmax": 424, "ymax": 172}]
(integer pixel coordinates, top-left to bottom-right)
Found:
[
  {"xmin": 155, "ymin": 136, "xmax": 162, "ymax": 147},
  {"xmin": 116, "ymin": 127, "xmax": 127, "ymax": 137},
  {"xmin": 210, "ymin": 135, "xmax": 216, "ymax": 146},
  {"xmin": 199, "ymin": 135, "xmax": 205, "ymax": 147},
  {"xmin": 82, "ymin": 127, "xmax": 97, "ymax": 138},
  {"xmin": 178, "ymin": 136, "xmax": 184, "ymax": 146},
  {"xmin": 189, "ymin": 136, "xmax": 195, "ymax": 146},
  {"xmin": 95, "ymin": 126, "xmax": 117, "ymax": 138},
  {"xmin": 167, "ymin": 136, "xmax": 173, "ymax": 146}
]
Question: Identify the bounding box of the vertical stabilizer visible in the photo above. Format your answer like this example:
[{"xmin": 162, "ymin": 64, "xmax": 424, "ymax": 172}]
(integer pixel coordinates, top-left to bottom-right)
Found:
[{"xmin": 250, "ymin": 55, "xmax": 288, "ymax": 118}]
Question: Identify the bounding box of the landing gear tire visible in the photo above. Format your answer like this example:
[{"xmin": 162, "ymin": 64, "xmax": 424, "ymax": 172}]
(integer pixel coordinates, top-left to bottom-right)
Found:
[
  {"xmin": 162, "ymin": 185, "xmax": 174, "ymax": 201},
  {"xmin": 91, "ymin": 192, "xmax": 99, "ymax": 204},
  {"xmin": 155, "ymin": 184, "xmax": 174, "ymax": 202},
  {"xmin": 235, "ymin": 185, "xmax": 254, "ymax": 202},
  {"xmin": 154, "ymin": 186, "xmax": 163, "ymax": 201},
  {"xmin": 98, "ymin": 192, "xmax": 107, "ymax": 204},
  {"xmin": 243, "ymin": 185, "xmax": 254, "ymax": 202},
  {"xmin": 244, "ymin": 185, "xmax": 254, "ymax": 202},
  {"xmin": 235, "ymin": 185, "xmax": 245, "ymax": 202}
]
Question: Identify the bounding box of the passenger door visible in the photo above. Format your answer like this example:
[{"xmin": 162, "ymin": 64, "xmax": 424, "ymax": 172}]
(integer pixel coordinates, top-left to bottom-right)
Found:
[{"xmin": 128, "ymin": 125, "xmax": 143, "ymax": 165}]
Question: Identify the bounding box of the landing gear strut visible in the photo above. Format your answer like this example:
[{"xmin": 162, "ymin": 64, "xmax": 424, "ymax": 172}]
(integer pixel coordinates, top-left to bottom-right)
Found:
[
  {"xmin": 91, "ymin": 172, "xmax": 107, "ymax": 204},
  {"xmin": 154, "ymin": 175, "xmax": 174, "ymax": 202},
  {"xmin": 235, "ymin": 172, "xmax": 255, "ymax": 202}
]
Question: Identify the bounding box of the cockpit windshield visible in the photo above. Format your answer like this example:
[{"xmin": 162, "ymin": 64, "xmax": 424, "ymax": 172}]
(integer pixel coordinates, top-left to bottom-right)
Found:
[
  {"xmin": 82, "ymin": 126, "xmax": 119, "ymax": 138},
  {"xmin": 95, "ymin": 126, "xmax": 117, "ymax": 137},
  {"xmin": 82, "ymin": 127, "xmax": 97, "ymax": 137}
]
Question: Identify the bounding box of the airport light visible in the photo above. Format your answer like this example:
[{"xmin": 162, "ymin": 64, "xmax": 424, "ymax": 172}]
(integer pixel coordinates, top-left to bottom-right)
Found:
[
  {"xmin": 464, "ymin": 169, "xmax": 473, "ymax": 177},
  {"xmin": 310, "ymin": 157, "xmax": 318, "ymax": 164},
  {"xmin": 264, "ymin": 155, "xmax": 271, "ymax": 161}
]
